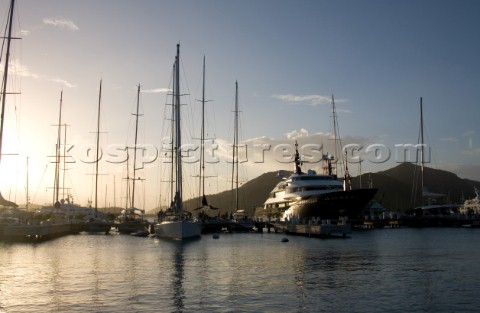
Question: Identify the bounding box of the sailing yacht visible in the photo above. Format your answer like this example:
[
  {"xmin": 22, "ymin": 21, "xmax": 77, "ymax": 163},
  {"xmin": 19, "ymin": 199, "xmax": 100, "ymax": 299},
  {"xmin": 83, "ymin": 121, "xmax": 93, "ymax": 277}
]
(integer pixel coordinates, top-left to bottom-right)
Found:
[
  {"xmin": 116, "ymin": 85, "xmax": 150, "ymax": 235},
  {"xmin": 0, "ymin": 0, "xmax": 19, "ymax": 241},
  {"xmin": 401, "ymin": 98, "xmax": 461, "ymax": 226},
  {"xmin": 193, "ymin": 56, "xmax": 224, "ymax": 234},
  {"xmin": 228, "ymin": 81, "xmax": 254, "ymax": 232},
  {"xmin": 3, "ymin": 91, "xmax": 73, "ymax": 240},
  {"xmin": 155, "ymin": 44, "xmax": 202, "ymax": 240},
  {"xmin": 85, "ymin": 80, "xmax": 112, "ymax": 234},
  {"xmin": 0, "ymin": 0, "xmax": 18, "ymax": 212}
]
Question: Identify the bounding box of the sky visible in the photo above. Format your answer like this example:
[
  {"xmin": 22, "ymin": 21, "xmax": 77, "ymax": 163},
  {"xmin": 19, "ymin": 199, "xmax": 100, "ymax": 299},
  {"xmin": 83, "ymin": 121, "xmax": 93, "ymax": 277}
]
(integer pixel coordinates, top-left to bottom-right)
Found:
[{"xmin": 1, "ymin": 0, "xmax": 479, "ymax": 211}]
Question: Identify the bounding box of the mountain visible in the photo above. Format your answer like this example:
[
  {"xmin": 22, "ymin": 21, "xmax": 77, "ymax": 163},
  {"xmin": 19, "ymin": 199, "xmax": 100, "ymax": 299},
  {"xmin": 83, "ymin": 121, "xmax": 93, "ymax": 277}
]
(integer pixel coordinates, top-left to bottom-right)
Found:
[
  {"xmin": 352, "ymin": 162, "xmax": 479, "ymax": 212},
  {"xmin": 148, "ymin": 163, "xmax": 479, "ymax": 216},
  {"xmin": 182, "ymin": 171, "xmax": 286, "ymax": 217}
]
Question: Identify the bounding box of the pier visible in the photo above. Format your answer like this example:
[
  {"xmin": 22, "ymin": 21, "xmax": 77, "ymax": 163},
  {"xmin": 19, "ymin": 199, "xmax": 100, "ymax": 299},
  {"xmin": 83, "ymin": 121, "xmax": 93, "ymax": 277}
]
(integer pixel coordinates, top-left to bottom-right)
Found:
[
  {"xmin": 349, "ymin": 215, "xmax": 480, "ymax": 229},
  {"xmin": 1, "ymin": 223, "xmax": 74, "ymax": 242},
  {"xmin": 270, "ymin": 218, "xmax": 351, "ymax": 238}
]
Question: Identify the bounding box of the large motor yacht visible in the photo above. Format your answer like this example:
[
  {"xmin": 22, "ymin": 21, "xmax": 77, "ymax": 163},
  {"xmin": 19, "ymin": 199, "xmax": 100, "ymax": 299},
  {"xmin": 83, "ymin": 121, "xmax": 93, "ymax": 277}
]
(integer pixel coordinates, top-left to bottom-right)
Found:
[{"xmin": 263, "ymin": 142, "xmax": 377, "ymax": 221}]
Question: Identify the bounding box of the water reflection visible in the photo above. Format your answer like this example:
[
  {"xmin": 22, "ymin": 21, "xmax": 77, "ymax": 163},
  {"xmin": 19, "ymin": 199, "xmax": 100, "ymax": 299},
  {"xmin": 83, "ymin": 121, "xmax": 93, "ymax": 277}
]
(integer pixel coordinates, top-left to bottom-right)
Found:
[
  {"xmin": 160, "ymin": 238, "xmax": 200, "ymax": 312},
  {"xmin": 48, "ymin": 246, "xmax": 61, "ymax": 310},
  {"xmin": 171, "ymin": 242, "xmax": 185, "ymax": 312},
  {"xmin": 2, "ymin": 230, "xmax": 480, "ymax": 312}
]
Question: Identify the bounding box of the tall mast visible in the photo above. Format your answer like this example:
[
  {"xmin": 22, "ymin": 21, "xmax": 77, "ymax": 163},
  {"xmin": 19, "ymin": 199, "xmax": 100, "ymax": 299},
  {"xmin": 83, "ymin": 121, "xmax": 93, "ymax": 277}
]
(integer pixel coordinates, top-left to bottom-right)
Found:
[
  {"xmin": 199, "ymin": 56, "xmax": 206, "ymax": 205},
  {"xmin": 94, "ymin": 80, "xmax": 102, "ymax": 218},
  {"xmin": 131, "ymin": 84, "xmax": 141, "ymax": 208},
  {"xmin": 0, "ymin": 0, "xmax": 15, "ymax": 164},
  {"xmin": 26, "ymin": 156, "xmax": 29, "ymax": 210},
  {"xmin": 113, "ymin": 175, "xmax": 116, "ymax": 209},
  {"xmin": 174, "ymin": 44, "xmax": 183, "ymax": 213},
  {"xmin": 232, "ymin": 81, "xmax": 239, "ymax": 212},
  {"xmin": 294, "ymin": 141, "xmax": 302, "ymax": 174},
  {"xmin": 197, "ymin": 55, "xmax": 212, "ymax": 207},
  {"xmin": 331, "ymin": 94, "xmax": 343, "ymax": 176},
  {"xmin": 124, "ymin": 158, "xmax": 130, "ymax": 209},
  {"xmin": 54, "ymin": 91, "xmax": 63, "ymax": 205},
  {"xmin": 170, "ymin": 63, "xmax": 175, "ymax": 205},
  {"xmin": 200, "ymin": 56, "xmax": 205, "ymax": 201},
  {"xmin": 420, "ymin": 97, "xmax": 424, "ymax": 199},
  {"xmin": 62, "ymin": 123, "xmax": 67, "ymax": 200}
]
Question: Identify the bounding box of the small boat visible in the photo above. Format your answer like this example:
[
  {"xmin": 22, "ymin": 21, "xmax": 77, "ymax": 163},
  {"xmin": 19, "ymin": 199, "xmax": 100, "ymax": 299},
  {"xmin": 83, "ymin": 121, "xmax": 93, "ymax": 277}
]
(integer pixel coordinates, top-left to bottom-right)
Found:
[
  {"xmin": 116, "ymin": 207, "xmax": 149, "ymax": 234},
  {"xmin": 85, "ymin": 217, "xmax": 112, "ymax": 235},
  {"xmin": 199, "ymin": 214, "xmax": 227, "ymax": 234},
  {"xmin": 228, "ymin": 210, "xmax": 254, "ymax": 232}
]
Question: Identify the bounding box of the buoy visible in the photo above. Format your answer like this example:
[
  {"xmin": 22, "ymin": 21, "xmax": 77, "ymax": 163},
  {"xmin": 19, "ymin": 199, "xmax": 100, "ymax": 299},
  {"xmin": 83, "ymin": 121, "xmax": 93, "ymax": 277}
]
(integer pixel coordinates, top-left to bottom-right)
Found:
[
  {"xmin": 281, "ymin": 237, "xmax": 289, "ymax": 242},
  {"xmin": 213, "ymin": 233, "xmax": 220, "ymax": 239}
]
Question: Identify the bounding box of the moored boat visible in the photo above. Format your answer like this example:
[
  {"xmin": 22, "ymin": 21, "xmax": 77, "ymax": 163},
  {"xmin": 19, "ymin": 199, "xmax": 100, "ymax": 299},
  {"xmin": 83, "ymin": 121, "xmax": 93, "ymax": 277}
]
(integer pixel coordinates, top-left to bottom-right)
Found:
[
  {"xmin": 264, "ymin": 141, "xmax": 377, "ymax": 222},
  {"xmin": 116, "ymin": 207, "xmax": 149, "ymax": 234},
  {"xmin": 400, "ymin": 98, "xmax": 465, "ymax": 228},
  {"xmin": 154, "ymin": 44, "xmax": 202, "ymax": 240},
  {"xmin": 116, "ymin": 85, "xmax": 150, "ymax": 235},
  {"xmin": 460, "ymin": 187, "xmax": 480, "ymax": 216},
  {"xmin": 228, "ymin": 209, "xmax": 254, "ymax": 232},
  {"xmin": 85, "ymin": 79, "xmax": 112, "ymax": 235}
]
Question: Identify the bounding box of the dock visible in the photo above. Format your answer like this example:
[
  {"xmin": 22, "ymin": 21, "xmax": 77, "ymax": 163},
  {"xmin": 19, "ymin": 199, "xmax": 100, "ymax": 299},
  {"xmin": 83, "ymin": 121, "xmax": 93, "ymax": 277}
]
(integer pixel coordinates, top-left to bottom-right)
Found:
[
  {"xmin": 1, "ymin": 223, "xmax": 74, "ymax": 242},
  {"xmin": 271, "ymin": 218, "xmax": 351, "ymax": 238}
]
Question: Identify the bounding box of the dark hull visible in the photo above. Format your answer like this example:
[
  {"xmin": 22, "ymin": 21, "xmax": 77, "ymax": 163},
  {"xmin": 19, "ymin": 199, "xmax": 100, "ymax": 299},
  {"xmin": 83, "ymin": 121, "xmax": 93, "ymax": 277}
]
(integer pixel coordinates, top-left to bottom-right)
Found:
[
  {"xmin": 116, "ymin": 221, "xmax": 150, "ymax": 234},
  {"xmin": 288, "ymin": 188, "xmax": 377, "ymax": 220},
  {"xmin": 201, "ymin": 221, "xmax": 226, "ymax": 234},
  {"xmin": 227, "ymin": 220, "xmax": 255, "ymax": 232},
  {"xmin": 85, "ymin": 222, "xmax": 112, "ymax": 234}
]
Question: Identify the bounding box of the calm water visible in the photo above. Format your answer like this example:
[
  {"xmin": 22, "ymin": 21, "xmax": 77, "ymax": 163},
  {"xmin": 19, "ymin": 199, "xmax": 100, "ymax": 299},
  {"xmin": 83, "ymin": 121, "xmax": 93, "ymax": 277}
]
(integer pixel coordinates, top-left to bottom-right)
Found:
[{"xmin": 1, "ymin": 228, "xmax": 479, "ymax": 313}]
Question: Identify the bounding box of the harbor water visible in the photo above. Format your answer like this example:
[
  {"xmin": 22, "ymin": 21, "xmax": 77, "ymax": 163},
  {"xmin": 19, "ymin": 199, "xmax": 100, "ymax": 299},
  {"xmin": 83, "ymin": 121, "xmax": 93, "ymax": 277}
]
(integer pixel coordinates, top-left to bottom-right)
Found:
[{"xmin": 1, "ymin": 228, "xmax": 479, "ymax": 312}]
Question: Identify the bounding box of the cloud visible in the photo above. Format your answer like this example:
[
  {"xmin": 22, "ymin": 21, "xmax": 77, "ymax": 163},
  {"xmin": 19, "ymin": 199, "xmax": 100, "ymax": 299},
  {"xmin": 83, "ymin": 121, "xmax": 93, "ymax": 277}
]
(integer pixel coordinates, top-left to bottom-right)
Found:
[
  {"xmin": 272, "ymin": 94, "xmax": 347, "ymax": 107},
  {"xmin": 50, "ymin": 78, "xmax": 76, "ymax": 88},
  {"xmin": 462, "ymin": 148, "xmax": 480, "ymax": 156},
  {"xmin": 440, "ymin": 137, "xmax": 457, "ymax": 142},
  {"xmin": 439, "ymin": 162, "xmax": 480, "ymax": 182},
  {"xmin": 336, "ymin": 108, "xmax": 352, "ymax": 114},
  {"xmin": 207, "ymin": 130, "xmax": 381, "ymax": 178},
  {"xmin": 1, "ymin": 61, "xmax": 75, "ymax": 88},
  {"xmin": 272, "ymin": 94, "xmax": 330, "ymax": 106},
  {"xmin": 142, "ymin": 88, "xmax": 171, "ymax": 94},
  {"xmin": 286, "ymin": 128, "xmax": 309, "ymax": 139},
  {"xmin": 20, "ymin": 29, "xmax": 31, "ymax": 36},
  {"xmin": 7, "ymin": 62, "xmax": 39, "ymax": 79},
  {"xmin": 463, "ymin": 130, "xmax": 476, "ymax": 137},
  {"xmin": 43, "ymin": 18, "xmax": 79, "ymax": 31}
]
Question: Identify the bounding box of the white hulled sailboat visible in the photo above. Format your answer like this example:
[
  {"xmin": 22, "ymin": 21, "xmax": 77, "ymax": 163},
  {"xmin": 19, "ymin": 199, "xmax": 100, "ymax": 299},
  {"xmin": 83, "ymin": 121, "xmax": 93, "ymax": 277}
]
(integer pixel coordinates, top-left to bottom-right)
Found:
[{"xmin": 155, "ymin": 44, "xmax": 202, "ymax": 240}]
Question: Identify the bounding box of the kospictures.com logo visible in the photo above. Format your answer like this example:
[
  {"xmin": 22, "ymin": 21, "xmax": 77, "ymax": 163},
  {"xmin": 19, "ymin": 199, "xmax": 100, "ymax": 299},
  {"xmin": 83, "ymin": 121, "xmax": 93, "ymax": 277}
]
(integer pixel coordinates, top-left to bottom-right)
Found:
[{"xmin": 51, "ymin": 140, "xmax": 430, "ymax": 169}]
